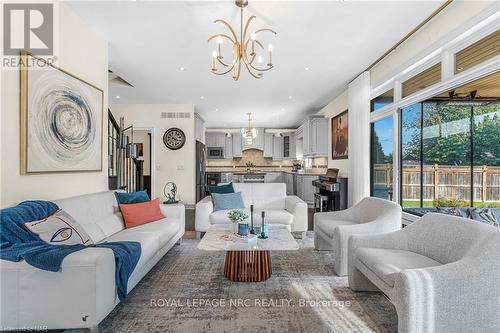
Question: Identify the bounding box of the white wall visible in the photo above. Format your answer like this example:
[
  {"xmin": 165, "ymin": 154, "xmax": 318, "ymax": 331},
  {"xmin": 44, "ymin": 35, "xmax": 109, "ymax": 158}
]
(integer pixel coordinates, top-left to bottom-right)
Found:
[
  {"xmin": 320, "ymin": 90, "xmax": 349, "ymax": 177},
  {"xmin": 0, "ymin": 3, "xmax": 108, "ymax": 207},
  {"xmin": 110, "ymin": 104, "xmax": 196, "ymax": 204}
]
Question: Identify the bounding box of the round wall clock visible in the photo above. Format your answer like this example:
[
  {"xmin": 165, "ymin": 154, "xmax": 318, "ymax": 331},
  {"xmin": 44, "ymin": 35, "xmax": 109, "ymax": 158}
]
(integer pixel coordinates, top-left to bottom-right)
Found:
[{"xmin": 163, "ymin": 128, "xmax": 186, "ymax": 150}]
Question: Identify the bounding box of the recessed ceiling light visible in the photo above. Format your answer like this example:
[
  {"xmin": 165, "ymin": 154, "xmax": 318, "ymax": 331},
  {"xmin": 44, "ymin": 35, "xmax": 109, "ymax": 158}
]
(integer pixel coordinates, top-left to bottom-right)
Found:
[
  {"xmin": 281, "ymin": 108, "xmax": 285, "ymax": 112},
  {"xmin": 215, "ymin": 108, "xmax": 219, "ymax": 111},
  {"xmin": 288, "ymin": 95, "xmax": 292, "ymax": 99},
  {"xmin": 200, "ymin": 96, "xmax": 205, "ymax": 99},
  {"xmin": 179, "ymin": 66, "xmax": 185, "ymax": 71},
  {"xmin": 116, "ymin": 95, "xmax": 120, "ymax": 99},
  {"xmin": 305, "ymin": 67, "xmax": 310, "ymax": 71}
]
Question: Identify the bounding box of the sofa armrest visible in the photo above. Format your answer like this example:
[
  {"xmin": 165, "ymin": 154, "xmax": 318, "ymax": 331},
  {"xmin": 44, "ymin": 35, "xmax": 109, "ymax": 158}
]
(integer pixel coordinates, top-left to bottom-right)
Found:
[
  {"xmin": 195, "ymin": 196, "xmax": 214, "ymax": 232},
  {"xmin": 160, "ymin": 203, "xmax": 185, "ymax": 234},
  {"xmin": 285, "ymin": 196, "xmax": 308, "ymax": 232},
  {"xmin": 332, "ymin": 219, "xmax": 403, "ymax": 276},
  {"xmin": 394, "ymin": 254, "xmax": 500, "ymax": 332},
  {"xmin": 160, "ymin": 203, "xmax": 185, "ymax": 220}
]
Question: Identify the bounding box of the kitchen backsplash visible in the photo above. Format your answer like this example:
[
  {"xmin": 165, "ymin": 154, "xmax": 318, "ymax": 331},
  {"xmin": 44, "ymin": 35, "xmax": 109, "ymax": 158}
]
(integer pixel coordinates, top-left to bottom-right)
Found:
[{"xmin": 207, "ymin": 149, "xmax": 328, "ymax": 174}]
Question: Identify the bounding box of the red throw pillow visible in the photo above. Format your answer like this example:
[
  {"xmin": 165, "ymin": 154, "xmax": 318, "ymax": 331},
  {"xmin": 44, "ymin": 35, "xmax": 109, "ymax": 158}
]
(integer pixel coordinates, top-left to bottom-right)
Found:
[{"xmin": 119, "ymin": 198, "xmax": 165, "ymax": 229}]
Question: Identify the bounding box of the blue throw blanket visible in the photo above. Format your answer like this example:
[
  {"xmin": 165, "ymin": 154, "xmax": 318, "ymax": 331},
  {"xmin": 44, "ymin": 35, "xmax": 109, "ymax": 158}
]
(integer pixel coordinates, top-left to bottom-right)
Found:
[{"xmin": 0, "ymin": 200, "xmax": 141, "ymax": 301}]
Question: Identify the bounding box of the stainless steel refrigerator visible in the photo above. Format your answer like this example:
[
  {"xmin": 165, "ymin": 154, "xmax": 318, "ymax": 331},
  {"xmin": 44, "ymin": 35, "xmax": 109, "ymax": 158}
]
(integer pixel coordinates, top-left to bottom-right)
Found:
[{"xmin": 195, "ymin": 140, "xmax": 207, "ymax": 203}]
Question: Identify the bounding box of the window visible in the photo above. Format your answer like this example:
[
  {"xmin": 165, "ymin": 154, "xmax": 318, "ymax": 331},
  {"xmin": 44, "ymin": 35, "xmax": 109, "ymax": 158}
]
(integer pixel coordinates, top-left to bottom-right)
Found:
[
  {"xmin": 455, "ymin": 30, "xmax": 500, "ymax": 74},
  {"xmin": 371, "ymin": 89, "xmax": 394, "ymax": 112},
  {"xmin": 402, "ymin": 63, "xmax": 441, "ymax": 98},
  {"xmin": 400, "ymin": 72, "xmax": 500, "ymax": 212},
  {"xmin": 370, "ymin": 116, "xmax": 394, "ymax": 200}
]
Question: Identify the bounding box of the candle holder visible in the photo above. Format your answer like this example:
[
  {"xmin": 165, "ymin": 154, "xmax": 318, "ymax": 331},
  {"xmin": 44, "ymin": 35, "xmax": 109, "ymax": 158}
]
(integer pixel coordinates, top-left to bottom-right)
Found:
[
  {"xmin": 250, "ymin": 205, "xmax": 256, "ymax": 234},
  {"xmin": 259, "ymin": 211, "xmax": 268, "ymax": 239}
]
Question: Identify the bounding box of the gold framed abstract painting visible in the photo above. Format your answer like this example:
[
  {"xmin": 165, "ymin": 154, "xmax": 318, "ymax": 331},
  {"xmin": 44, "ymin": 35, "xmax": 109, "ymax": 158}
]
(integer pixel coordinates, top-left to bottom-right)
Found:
[
  {"xmin": 20, "ymin": 51, "xmax": 103, "ymax": 174},
  {"xmin": 331, "ymin": 110, "xmax": 348, "ymax": 160}
]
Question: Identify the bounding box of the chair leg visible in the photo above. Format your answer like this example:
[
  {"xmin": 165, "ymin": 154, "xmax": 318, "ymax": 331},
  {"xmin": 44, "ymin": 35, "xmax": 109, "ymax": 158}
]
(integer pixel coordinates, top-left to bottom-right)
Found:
[
  {"xmin": 89, "ymin": 326, "xmax": 99, "ymax": 333},
  {"xmin": 301, "ymin": 231, "xmax": 307, "ymax": 239},
  {"xmin": 196, "ymin": 231, "xmax": 203, "ymax": 240},
  {"xmin": 175, "ymin": 237, "xmax": 182, "ymax": 245}
]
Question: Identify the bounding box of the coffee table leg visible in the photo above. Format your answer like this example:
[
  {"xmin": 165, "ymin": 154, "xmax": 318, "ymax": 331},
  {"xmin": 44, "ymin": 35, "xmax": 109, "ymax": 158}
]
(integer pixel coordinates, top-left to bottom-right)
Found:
[{"xmin": 224, "ymin": 250, "xmax": 272, "ymax": 282}]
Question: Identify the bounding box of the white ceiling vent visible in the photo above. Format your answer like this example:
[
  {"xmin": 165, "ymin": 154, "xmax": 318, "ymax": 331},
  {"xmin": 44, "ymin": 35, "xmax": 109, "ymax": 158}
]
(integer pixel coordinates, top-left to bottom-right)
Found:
[{"xmin": 161, "ymin": 112, "xmax": 191, "ymax": 119}]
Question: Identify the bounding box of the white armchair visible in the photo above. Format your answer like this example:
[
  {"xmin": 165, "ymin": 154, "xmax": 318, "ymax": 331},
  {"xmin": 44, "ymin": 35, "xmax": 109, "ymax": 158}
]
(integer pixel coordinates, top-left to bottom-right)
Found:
[
  {"xmin": 348, "ymin": 213, "xmax": 500, "ymax": 333},
  {"xmin": 314, "ymin": 197, "xmax": 402, "ymax": 276},
  {"xmin": 195, "ymin": 183, "xmax": 308, "ymax": 238}
]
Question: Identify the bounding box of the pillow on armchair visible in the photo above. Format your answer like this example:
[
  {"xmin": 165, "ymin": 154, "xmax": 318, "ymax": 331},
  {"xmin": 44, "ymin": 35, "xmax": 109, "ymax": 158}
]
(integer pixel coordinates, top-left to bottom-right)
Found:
[{"xmin": 212, "ymin": 192, "xmax": 245, "ymax": 211}]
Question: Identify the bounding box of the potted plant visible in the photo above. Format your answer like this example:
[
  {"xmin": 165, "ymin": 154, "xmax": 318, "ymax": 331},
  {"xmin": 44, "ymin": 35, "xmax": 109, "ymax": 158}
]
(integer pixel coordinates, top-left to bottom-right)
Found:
[{"xmin": 227, "ymin": 210, "xmax": 249, "ymax": 235}]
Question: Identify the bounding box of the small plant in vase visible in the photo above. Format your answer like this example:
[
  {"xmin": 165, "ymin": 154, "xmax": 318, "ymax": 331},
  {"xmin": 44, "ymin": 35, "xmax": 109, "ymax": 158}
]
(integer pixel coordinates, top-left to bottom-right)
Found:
[{"xmin": 227, "ymin": 210, "xmax": 249, "ymax": 235}]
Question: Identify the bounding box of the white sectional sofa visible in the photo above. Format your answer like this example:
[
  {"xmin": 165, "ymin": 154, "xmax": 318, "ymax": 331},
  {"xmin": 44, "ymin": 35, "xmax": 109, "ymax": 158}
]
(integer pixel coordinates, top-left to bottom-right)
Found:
[
  {"xmin": 195, "ymin": 183, "xmax": 308, "ymax": 237},
  {"xmin": 0, "ymin": 191, "xmax": 185, "ymax": 331}
]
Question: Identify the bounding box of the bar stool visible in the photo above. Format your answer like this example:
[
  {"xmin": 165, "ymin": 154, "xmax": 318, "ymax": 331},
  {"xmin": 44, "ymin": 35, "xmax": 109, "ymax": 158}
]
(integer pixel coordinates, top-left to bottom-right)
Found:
[{"xmin": 314, "ymin": 193, "xmax": 329, "ymax": 212}]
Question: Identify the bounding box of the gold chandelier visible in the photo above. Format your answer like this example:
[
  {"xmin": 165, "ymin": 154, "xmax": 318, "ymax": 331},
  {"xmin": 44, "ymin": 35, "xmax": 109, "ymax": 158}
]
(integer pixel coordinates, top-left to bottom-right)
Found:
[
  {"xmin": 241, "ymin": 113, "xmax": 258, "ymax": 143},
  {"xmin": 208, "ymin": 0, "xmax": 276, "ymax": 81}
]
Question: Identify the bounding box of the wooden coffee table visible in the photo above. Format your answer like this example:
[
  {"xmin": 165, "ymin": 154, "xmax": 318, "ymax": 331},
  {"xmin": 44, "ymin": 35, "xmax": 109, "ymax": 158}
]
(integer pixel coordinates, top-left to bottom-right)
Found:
[{"xmin": 197, "ymin": 225, "xmax": 299, "ymax": 282}]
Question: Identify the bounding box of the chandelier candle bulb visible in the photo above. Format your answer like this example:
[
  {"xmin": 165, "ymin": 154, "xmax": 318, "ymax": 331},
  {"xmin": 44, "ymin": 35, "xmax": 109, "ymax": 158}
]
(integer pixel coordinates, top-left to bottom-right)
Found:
[{"xmin": 208, "ymin": 0, "xmax": 276, "ymax": 80}]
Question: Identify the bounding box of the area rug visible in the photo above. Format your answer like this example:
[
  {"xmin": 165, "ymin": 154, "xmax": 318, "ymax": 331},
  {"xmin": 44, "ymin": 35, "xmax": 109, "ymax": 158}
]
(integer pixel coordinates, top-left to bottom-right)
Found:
[{"xmin": 98, "ymin": 233, "xmax": 397, "ymax": 333}]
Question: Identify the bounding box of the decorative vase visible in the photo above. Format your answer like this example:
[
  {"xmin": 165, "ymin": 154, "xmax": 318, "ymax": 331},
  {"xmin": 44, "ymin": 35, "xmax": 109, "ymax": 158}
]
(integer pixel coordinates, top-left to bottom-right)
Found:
[
  {"xmin": 232, "ymin": 223, "xmax": 239, "ymax": 233},
  {"xmin": 238, "ymin": 222, "xmax": 250, "ymax": 236}
]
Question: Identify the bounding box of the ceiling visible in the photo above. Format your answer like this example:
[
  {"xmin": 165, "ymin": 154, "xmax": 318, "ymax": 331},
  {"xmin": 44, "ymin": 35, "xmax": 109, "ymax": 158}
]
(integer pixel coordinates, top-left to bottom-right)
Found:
[{"xmin": 68, "ymin": 1, "xmax": 445, "ymax": 128}]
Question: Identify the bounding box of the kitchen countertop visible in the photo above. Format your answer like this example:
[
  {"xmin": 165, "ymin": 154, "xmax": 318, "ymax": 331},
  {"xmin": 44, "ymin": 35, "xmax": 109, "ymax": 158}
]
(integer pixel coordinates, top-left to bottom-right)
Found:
[{"xmin": 207, "ymin": 169, "xmax": 325, "ymax": 176}]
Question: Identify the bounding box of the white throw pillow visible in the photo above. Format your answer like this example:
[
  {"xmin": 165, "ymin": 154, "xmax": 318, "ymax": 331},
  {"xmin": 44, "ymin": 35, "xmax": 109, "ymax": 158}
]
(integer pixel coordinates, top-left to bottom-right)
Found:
[{"xmin": 25, "ymin": 209, "xmax": 93, "ymax": 245}]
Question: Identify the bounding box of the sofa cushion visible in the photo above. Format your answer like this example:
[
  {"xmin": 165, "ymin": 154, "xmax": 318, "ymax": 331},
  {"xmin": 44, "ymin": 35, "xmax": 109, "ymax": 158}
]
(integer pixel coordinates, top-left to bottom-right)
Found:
[
  {"xmin": 212, "ymin": 192, "xmax": 245, "ymax": 211},
  {"xmin": 315, "ymin": 216, "xmax": 356, "ymax": 238},
  {"xmin": 121, "ymin": 217, "xmax": 181, "ymax": 245},
  {"xmin": 208, "ymin": 183, "xmax": 235, "ymax": 194},
  {"xmin": 115, "ymin": 190, "xmax": 150, "ymax": 204},
  {"xmin": 119, "ymin": 199, "xmax": 165, "ymax": 229},
  {"xmin": 24, "ymin": 209, "xmax": 93, "ymax": 245},
  {"xmin": 54, "ymin": 191, "xmax": 125, "ymax": 243},
  {"xmin": 210, "ymin": 209, "xmax": 293, "ymax": 226},
  {"xmin": 250, "ymin": 183, "xmax": 286, "ymax": 210},
  {"xmin": 355, "ymin": 248, "xmax": 442, "ymax": 287},
  {"xmin": 106, "ymin": 231, "xmax": 160, "ymax": 269},
  {"xmin": 255, "ymin": 209, "xmax": 293, "ymax": 225}
]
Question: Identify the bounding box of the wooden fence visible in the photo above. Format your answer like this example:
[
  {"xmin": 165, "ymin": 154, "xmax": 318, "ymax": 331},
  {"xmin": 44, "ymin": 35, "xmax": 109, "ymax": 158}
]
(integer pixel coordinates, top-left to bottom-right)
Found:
[{"xmin": 373, "ymin": 164, "xmax": 500, "ymax": 203}]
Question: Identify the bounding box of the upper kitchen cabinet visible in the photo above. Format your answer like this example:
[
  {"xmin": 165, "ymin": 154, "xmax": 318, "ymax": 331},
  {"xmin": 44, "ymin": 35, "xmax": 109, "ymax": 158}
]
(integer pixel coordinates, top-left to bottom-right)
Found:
[
  {"xmin": 194, "ymin": 113, "xmax": 205, "ymax": 144},
  {"xmin": 241, "ymin": 128, "xmax": 264, "ymax": 151},
  {"xmin": 272, "ymin": 135, "xmax": 283, "ymax": 160},
  {"xmin": 282, "ymin": 133, "xmax": 296, "ymax": 160},
  {"xmin": 263, "ymin": 132, "xmax": 274, "ymax": 157},
  {"xmin": 205, "ymin": 132, "xmax": 226, "ymax": 148},
  {"xmin": 225, "ymin": 135, "xmax": 233, "ymax": 159},
  {"xmin": 232, "ymin": 133, "xmax": 242, "ymax": 158},
  {"xmin": 300, "ymin": 117, "xmax": 328, "ymax": 157}
]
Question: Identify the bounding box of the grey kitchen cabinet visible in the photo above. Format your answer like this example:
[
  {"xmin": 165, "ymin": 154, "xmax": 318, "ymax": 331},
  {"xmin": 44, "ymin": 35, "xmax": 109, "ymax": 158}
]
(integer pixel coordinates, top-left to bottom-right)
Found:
[
  {"xmin": 296, "ymin": 175, "xmax": 319, "ymax": 206},
  {"xmin": 224, "ymin": 136, "xmax": 233, "ymax": 159},
  {"xmin": 284, "ymin": 173, "xmax": 295, "ymax": 195},
  {"xmin": 263, "ymin": 133, "xmax": 274, "ymax": 157},
  {"xmin": 301, "ymin": 117, "xmax": 328, "ymax": 157},
  {"xmin": 272, "ymin": 136, "xmax": 283, "ymax": 160},
  {"xmin": 309, "ymin": 118, "xmax": 328, "ymax": 157},
  {"xmin": 205, "ymin": 132, "xmax": 215, "ymax": 147},
  {"xmin": 205, "ymin": 132, "xmax": 225, "ymax": 148},
  {"xmin": 282, "ymin": 133, "xmax": 296, "ymax": 159},
  {"xmin": 264, "ymin": 172, "xmax": 283, "ymax": 183},
  {"xmin": 232, "ymin": 133, "xmax": 242, "ymax": 158},
  {"xmin": 194, "ymin": 113, "xmax": 205, "ymax": 144}
]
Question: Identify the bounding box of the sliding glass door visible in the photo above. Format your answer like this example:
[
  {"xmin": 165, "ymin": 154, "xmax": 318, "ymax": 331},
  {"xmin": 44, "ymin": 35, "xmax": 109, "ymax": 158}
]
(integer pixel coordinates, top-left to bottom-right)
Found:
[{"xmin": 370, "ymin": 116, "xmax": 394, "ymax": 200}]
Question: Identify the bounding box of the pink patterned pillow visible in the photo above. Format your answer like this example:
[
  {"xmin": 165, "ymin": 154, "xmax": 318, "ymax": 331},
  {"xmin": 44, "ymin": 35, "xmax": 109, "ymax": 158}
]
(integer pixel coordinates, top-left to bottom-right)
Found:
[{"xmin": 25, "ymin": 209, "xmax": 93, "ymax": 245}]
